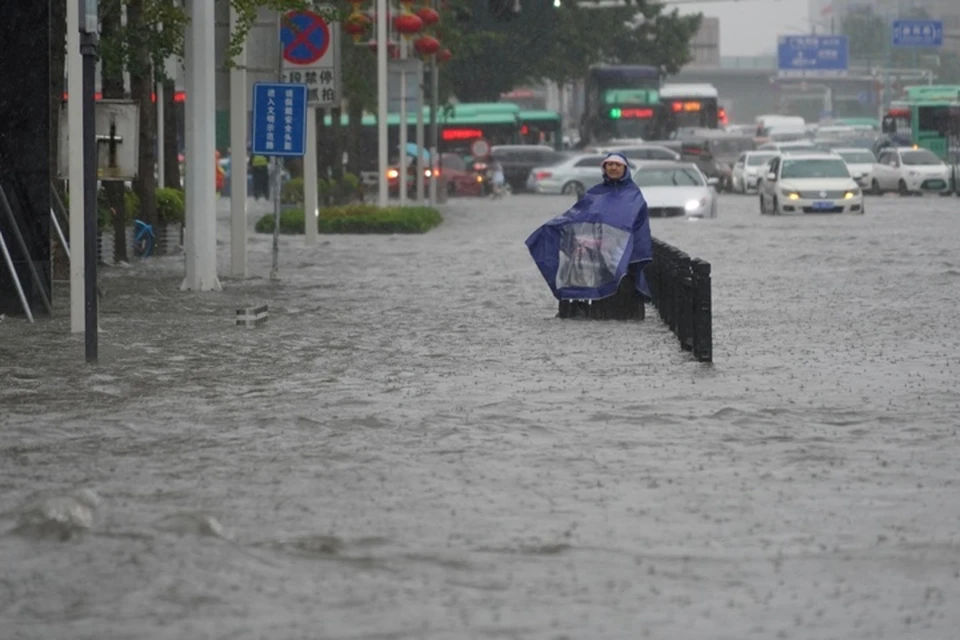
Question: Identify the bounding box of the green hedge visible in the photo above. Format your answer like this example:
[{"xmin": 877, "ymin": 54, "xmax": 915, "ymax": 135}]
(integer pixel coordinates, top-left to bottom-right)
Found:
[
  {"xmin": 255, "ymin": 204, "xmax": 443, "ymax": 235},
  {"xmin": 156, "ymin": 188, "xmax": 186, "ymax": 225},
  {"xmin": 280, "ymin": 172, "xmax": 363, "ymax": 204}
]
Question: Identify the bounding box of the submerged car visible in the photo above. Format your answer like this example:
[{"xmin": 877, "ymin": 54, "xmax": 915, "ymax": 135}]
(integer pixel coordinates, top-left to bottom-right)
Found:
[
  {"xmin": 632, "ymin": 161, "xmax": 719, "ymax": 218},
  {"xmin": 731, "ymin": 151, "xmax": 778, "ymax": 193},
  {"xmin": 832, "ymin": 147, "xmax": 877, "ymax": 189},
  {"xmin": 870, "ymin": 147, "xmax": 952, "ymax": 195},
  {"xmin": 758, "ymin": 153, "xmax": 864, "ymax": 215},
  {"xmin": 527, "ymin": 154, "xmax": 636, "ymax": 195}
]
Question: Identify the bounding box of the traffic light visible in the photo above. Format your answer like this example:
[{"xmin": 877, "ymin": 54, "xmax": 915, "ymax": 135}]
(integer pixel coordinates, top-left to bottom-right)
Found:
[{"xmin": 609, "ymin": 108, "xmax": 622, "ymax": 119}]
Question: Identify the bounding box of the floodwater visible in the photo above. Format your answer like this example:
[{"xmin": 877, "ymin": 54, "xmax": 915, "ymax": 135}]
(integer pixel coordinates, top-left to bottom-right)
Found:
[{"xmin": 2, "ymin": 192, "xmax": 960, "ymax": 639}]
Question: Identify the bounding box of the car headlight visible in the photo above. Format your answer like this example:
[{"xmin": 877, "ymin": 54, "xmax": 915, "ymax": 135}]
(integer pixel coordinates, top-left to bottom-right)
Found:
[
  {"xmin": 780, "ymin": 189, "xmax": 800, "ymax": 200},
  {"xmin": 908, "ymin": 170, "xmax": 919, "ymax": 176},
  {"xmin": 684, "ymin": 198, "xmax": 707, "ymax": 212},
  {"xmin": 843, "ymin": 190, "xmax": 860, "ymax": 199},
  {"xmin": 386, "ymin": 169, "xmax": 399, "ymax": 179}
]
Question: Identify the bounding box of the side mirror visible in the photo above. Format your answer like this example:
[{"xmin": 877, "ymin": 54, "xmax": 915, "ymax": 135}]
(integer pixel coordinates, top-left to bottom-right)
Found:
[{"xmin": 766, "ymin": 172, "xmax": 777, "ymax": 181}]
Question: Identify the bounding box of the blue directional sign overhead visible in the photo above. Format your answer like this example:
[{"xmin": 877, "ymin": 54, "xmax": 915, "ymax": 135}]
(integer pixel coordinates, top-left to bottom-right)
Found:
[
  {"xmin": 251, "ymin": 82, "xmax": 308, "ymax": 157},
  {"xmin": 892, "ymin": 20, "xmax": 943, "ymax": 48},
  {"xmin": 777, "ymin": 35, "xmax": 849, "ymax": 78}
]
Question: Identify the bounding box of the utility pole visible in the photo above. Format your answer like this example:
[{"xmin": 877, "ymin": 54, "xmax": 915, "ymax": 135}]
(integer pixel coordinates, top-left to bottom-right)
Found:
[{"xmin": 79, "ymin": 0, "xmax": 99, "ymax": 364}]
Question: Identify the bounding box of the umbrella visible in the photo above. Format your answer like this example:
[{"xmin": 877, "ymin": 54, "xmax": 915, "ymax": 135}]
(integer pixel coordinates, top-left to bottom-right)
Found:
[{"xmin": 403, "ymin": 143, "xmax": 430, "ymax": 162}]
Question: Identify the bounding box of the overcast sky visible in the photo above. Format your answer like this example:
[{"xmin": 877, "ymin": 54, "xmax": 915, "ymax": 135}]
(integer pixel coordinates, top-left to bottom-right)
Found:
[{"xmin": 674, "ymin": 0, "xmax": 812, "ymax": 57}]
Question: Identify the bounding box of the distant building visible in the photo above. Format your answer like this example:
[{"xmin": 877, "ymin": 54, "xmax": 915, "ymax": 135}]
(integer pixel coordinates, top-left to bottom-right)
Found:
[{"xmin": 686, "ymin": 16, "xmax": 720, "ymax": 68}]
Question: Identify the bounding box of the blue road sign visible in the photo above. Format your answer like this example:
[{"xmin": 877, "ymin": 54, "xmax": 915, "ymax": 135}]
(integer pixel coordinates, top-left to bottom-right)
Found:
[
  {"xmin": 777, "ymin": 35, "xmax": 849, "ymax": 77},
  {"xmin": 892, "ymin": 20, "xmax": 943, "ymax": 48},
  {"xmin": 280, "ymin": 10, "xmax": 331, "ymax": 65},
  {"xmin": 251, "ymin": 83, "xmax": 308, "ymax": 157}
]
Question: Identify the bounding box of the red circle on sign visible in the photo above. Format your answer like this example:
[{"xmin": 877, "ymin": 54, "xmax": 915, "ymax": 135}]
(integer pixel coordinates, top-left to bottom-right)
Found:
[
  {"xmin": 280, "ymin": 10, "xmax": 331, "ymax": 65},
  {"xmin": 471, "ymin": 139, "xmax": 490, "ymax": 158}
]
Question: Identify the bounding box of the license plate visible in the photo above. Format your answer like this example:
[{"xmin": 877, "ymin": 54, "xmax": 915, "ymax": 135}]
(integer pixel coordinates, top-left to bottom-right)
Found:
[{"xmin": 812, "ymin": 201, "xmax": 834, "ymax": 209}]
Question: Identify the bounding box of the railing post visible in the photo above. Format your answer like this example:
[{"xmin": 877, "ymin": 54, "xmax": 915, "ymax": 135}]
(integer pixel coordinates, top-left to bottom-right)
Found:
[{"xmin": 692, "ymin": 258, "xmax": 712, "ymax": 363}]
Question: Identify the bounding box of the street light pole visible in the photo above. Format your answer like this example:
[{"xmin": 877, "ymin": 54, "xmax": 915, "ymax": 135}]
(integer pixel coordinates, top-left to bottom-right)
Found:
[{"xmin": 79, "ymin": 0, "xmax": 99, "ymax": 364}]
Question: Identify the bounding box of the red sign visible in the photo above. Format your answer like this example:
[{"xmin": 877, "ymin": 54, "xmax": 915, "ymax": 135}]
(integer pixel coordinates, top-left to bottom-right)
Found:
[
  {"xmin": 442, "ymin": 128, "xmax": 483, "ymax": 141},
  {"xmin": 620, "ymin": 108, "xmax": 653, "ymax": 119},
  {"xmin": 672, "ymin": 101, "xmax": 702, "ymax": 112}
]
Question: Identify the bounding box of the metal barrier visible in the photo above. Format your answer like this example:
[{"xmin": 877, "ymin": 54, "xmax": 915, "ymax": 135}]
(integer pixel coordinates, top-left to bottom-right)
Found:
[{"xmin": 644, "ymin": 238, "xmax": 712, "ymax": 363}]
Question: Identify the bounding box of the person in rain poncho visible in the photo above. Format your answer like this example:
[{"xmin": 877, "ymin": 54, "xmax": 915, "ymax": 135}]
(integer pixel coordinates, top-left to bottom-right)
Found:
[{"xmin": 526, "ymin": 152, "xmax": 653, "ymax": 302}]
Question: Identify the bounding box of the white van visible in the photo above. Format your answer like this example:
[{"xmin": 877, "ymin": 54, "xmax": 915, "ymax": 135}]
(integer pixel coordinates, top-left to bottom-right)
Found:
[{"xmin": 755, "ymin": 115, "xmax": 806, "ymax": 138}]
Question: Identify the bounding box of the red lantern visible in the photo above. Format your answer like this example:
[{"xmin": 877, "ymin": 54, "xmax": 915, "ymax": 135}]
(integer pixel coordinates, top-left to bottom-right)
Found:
[
  {"xmin": 344, "ymin": 13, "xmax": 371, "ymax": 41},
  {"xmin": 413, "ymin": 34, "xmax": 441, "ymax": 57},
  {"xmin": 415, "ymin": 6, "xmax": 440, "ymax": 26},
  {"xmin": 436, "ymin": 48, "xmax": 452, "ymax": 63},
  {"xmin": 368, "ymin": 38, "xmax": 401, "ymax": 59},
  {"xmin": 393, "ymin": 13, "xmax": 423, "ymax": 38}
]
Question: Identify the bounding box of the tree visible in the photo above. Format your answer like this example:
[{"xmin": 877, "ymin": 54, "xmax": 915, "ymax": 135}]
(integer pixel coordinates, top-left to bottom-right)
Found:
[{"xmin": 446, "ymin": 0, "xmax": 703, "ymax": 101}]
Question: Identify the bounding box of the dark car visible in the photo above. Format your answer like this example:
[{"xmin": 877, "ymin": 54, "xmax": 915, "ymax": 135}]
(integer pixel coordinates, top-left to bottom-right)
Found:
[
  {"xmin": 491, "ymin": 145, "xmax": 569, "ymax": 193},
  {"xmin": 388, "ymin": 152, "xmax": 482, "ymax": 197},
  {"xmin": 677, "ymin": 132, "xmax": 755, "ymax": 192}
]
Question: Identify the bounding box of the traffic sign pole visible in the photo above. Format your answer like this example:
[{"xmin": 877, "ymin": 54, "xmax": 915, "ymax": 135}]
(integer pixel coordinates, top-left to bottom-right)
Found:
[
  {"xmin": 272, "ymin": 14, "xmax": 283, "ymax": 281},
  {"xmin": 399, "ymin": 40, "xmax": 408, "ymax": 207},
  {"xmin": 229, "ymin": 3, "xmax": 248, "ymax": 278},
  {"xmin": 304, "ymin": 107, "xmax": 318, "ymax": 247},
  {"xmin": 377, "ymin": 0, "xmax": 389, "ymax": 207}
]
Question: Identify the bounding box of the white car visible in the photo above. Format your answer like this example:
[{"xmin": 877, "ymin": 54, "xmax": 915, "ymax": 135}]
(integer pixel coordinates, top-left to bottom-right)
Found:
[
  {"xmin": 633, "ymin": 161, "xmax": 719, "ymax": 218},
  {"xmin": 527, "ymin": 153, "xmax": 637, "ymax": 195},
  {"xmin": 832, "ymin": 147, "xmax": 877, "ymax": 189},
  {"xmin": 870, "ymin": 147, "xmax": 952, "ymax": 195},
  {"xmin": 731, "ymin": 151, "xmax": 778, "ymax": 193},
  {"xmin": 758, "ymin": 153, "xmax": 864, "ymax": 215}
]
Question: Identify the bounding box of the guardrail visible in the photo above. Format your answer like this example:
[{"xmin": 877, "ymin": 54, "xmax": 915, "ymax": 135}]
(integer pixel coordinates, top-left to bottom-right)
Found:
[
  {"xmin": 644, "ymin": 238, "xmax": 713, "ymax": 363},
  {"xmin": 555, "ymin": 237, "xmax": 713, "ymax": 363}
]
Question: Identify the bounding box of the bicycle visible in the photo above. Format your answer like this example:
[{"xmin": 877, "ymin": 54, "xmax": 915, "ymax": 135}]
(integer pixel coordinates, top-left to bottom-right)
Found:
[{"xmin": 132, "ymin": 219, "xmax": 155, "ymax": 258}]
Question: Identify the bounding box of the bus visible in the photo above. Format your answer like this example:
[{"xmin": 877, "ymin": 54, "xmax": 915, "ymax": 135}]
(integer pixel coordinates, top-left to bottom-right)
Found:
[
  {"xmin": 658, "ymin": 83, "xmax": 720, "ymax": 135},
  {"xmin": 322, "ymin": 102, "xmax": 524, "ymax": 169},
  {"xmin": 518, "ymin": 110, "xmax": 563, "ymax": 150},
  {"xmin": 581, "ymin": 64, "xmax": 662, "ymax": 144},
  {"xmin": 882, "ymin": 86, "xmax": 960, "ymax": 159}
]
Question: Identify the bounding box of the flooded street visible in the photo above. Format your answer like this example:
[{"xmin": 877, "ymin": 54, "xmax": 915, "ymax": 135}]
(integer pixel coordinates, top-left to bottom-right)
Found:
[{"xmin": 2, "ymin": 193, "xmax": 960, "ymax": 639}]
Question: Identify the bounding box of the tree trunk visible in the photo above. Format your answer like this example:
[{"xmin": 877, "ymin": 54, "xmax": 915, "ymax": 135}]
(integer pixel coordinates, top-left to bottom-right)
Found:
[
  {"xmin": 49, "ymin": 0, "xmax": 68, "ymax": 280},
  {"xmin": 346, "ymin": 98, "xmax": 364, "ymax": 176},
  {"xmin": 101, "ymin": 0, "xmax": 128, "ymax": 263},
  {"xmin": 50, "ymin": 0, "xmax": 67, "ymax": 186},
  {"xmin": 162, "ymin": 78, "xmax": 181, "ymax": 189},
  {"xmin": 126, "ymin": 0, "xmax": 157, "ymax": 228}
]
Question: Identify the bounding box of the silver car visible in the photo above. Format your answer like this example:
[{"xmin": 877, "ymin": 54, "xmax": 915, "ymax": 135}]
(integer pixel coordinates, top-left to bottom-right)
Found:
[
  {"xmin": 732, "ymin": 151, "xmax": 778, "ymax": 193},
  {"xmin": 526, "ymin": 153, "xmax": 636, "ymax": 195},
  {"xmin": 633, "ymin": 161, "xmax": 720, "ymax": 218}
]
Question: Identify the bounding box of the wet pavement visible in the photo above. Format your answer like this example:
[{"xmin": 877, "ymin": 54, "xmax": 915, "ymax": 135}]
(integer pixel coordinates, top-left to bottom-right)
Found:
[{"xmin": 2, "ymin": 192, "xmax": 960, "ymax": 639}]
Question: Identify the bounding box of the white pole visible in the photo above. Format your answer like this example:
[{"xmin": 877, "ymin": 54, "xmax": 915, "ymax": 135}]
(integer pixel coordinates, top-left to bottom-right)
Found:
[
  {"xmin": 399, "ymin": 39, "xmax": 408, "ymax": 207},
  {"xmin": 416, "ymin": 60, "xmax": 425, "ymax": 203},
  {"xmin": 157, "ymin": 74, "xmax": 165, "ymax": 189},
  {"xmin": 67, "ymin": 0, "xmax": 85, "ymax": 333},
  {"xmin": 377, "ymin": 0, "xmax": 389, "ymax": 207},
  {"xmin": 181, "ymin": 0, "xmax": 221, "ymax": 292},
  {"xmin": 304, "ymin": 107, "xmax": 319, "ymax": 246},
  {"xmin": 229, "ymin": 4, "xmax": 248, "ymax": 277}
]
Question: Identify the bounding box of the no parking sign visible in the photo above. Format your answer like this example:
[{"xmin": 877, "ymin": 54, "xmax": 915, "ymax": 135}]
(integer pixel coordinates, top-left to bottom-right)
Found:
[{"xmin": 279, "ymin": 8, "xmax": 340, "ymax": 107}]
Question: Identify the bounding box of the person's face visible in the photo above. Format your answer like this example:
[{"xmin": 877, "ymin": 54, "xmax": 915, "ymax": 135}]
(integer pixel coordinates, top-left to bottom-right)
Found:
[{"xmin": 603, "ymin": 161, "xmax": 626, "ymax": 179}]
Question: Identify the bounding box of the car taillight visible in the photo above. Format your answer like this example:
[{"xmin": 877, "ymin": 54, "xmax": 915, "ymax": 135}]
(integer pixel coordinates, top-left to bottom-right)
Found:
[
  {"xmin": 534, "ymin": 171, "xmax": 551, "ymax": 180},
  {"xmin": 386, "ymin": 169, "xmax": 399, "ymax": 179}
]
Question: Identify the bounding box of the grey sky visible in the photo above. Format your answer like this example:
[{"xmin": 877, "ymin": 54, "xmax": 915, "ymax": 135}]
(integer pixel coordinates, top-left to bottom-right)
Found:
[{"xmin": 675, "ymin": 0, "xmax": 812, "ymax": 57}]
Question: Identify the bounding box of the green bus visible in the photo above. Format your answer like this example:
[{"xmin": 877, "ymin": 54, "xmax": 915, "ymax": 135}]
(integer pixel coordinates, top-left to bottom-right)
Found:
[
  {"xmin": 321, "ymin": 102, "xmax": 523, "ymax": 169},
  {"xmin": 518, "ymin": 110, "xmax": 563, "ymax": 150},
  {"xmin": 883, "ymin": 86, "xmax": 960, "ymax": 159}
]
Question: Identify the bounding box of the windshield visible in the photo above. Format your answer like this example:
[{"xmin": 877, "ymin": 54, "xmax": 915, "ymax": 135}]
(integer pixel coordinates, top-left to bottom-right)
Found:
[
  {"xmin": 780, "ymin": 158, "xmax": 850, "ymax": 179},
  {"xmin": 634, "ymin": 167, "xmax": 704, "ymax": 187},
  {"xmin": 901, "ymin": 150, "xmax": 942, "ymax": 165},
  {"xmin": 837, "ymin": 150, "xmax": 876, "ymax": 163},
  {"xmin": 746, "ymin": 153, "xmax": 775, "ymax": 166}
]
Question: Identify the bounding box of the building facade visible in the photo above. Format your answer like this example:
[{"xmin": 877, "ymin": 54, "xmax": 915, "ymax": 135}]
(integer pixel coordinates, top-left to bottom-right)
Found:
[{"xmin": 686, "ymin": 16, "xmax": 720, "ymax": 68}]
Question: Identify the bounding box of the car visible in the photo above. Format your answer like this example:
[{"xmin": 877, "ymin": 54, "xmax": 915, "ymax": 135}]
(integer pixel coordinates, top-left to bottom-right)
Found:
[
  {"xmin": 526, "ymin": 153, "xmax": 636, "ymax": 196},
  {"xmin": 603, "ymin": 144, "xmax": 682, "ymax": 162},
  {"xmin": 758, "ymin": 152, "xmax": 864, "ymax": 215},
  {"xmin": 869, "ymin": 146, "xmax": 953, "ymax": 196},
  {"xmin": 758, "ymin": 139, "xmax": 818, "ymax": 152},
  {"xmin": 831, "ymin": 147, "xmax": 877, "ymax": 189},
  {"xmin": 388, "ymin": 152, "xmax": 481, "ymax": 197},
  {"xmin": 632, "ymin": 161, "xmax": 719, "ymax": 218},
  {"xmin": 491, "ymin": 145, "xmax": 569, "ymax": 193},
  {"xmin": 731, "ymin": 151, "xmax": 778, "ymax": 194}
]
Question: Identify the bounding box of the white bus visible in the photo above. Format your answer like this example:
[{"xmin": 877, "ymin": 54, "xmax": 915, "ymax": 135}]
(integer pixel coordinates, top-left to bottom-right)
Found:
[{"xmin": 659, "ymin": 84, "xmax": 721, "ymax": 133}]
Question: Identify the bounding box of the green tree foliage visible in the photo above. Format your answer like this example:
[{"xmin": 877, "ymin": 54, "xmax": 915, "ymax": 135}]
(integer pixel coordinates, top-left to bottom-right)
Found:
[{"xmin": 447, "ymin": 0, "xmax": 702, "ymax": 101}]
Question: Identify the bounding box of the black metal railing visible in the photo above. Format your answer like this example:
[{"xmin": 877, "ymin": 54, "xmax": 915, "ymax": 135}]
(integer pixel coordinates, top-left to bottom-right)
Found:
[{"xmin": 644, "ymin": 238, "xmax": 712, "ymax": 363}]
